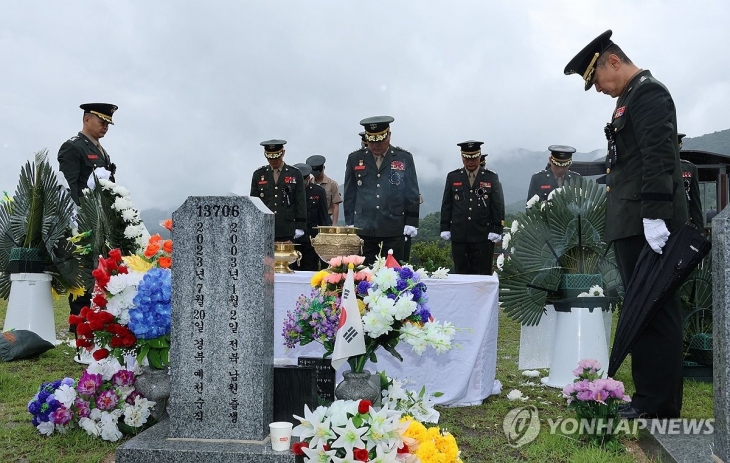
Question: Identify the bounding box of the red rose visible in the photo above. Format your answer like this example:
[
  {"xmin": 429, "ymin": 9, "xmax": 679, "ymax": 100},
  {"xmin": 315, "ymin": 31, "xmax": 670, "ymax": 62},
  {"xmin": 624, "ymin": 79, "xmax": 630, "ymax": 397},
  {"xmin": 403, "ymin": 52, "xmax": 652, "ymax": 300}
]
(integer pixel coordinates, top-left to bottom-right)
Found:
[
  {"xmin": 79, "ymin": 306, "xmax": 91, "ymax": 317},
  {"xmin": 358, "ymin": 400, "xmax": 372, "ymax": 414},
  {"xmin": 76, "ymin": 338, "xmax": 93, "ymax": 348},
  {"xmin": 77, "ymin": 323, "xmax": 93, "ymax": 337},
  {"xmin": 92, "ymin": 348, "xmax": 110, "ymax": 361},
  {"xmin": 68, "ymin": 314, "xmax": 84, "ymax": 325},
  {"xmin": 122, "ymin": 334, "xmax": 137, "ymax": 347},
  {"xmin": 92, "ymin": 294, "xmax": 107, "ymax": 308},
  {"xmin": 97, "ymin": 311, "xmax": 114, "ymax": 323},
  {"xmin": 291, "ymin": 441, "xmax": 309, "ymax": 455},
  {"xmin": 353, "ymin": 448, "xmax": 369, "ymax": 461},
  {"xmin": 110, "ymin": 336, "xmax": 124, "ymax": 348},
  {"xmin": 108, "ymin": 248, "xmax": 122, "ymax": 262},
  {"xmin": 398, "ymin": 443, "xmax": 410, "ymax": 454},
  {"xmin": 117, "ymin": 265, "xmax": 129, "ymax": 274},
  {"xmin": 105, "ymin": 258, "xmax": 119, "ymax": 273}
]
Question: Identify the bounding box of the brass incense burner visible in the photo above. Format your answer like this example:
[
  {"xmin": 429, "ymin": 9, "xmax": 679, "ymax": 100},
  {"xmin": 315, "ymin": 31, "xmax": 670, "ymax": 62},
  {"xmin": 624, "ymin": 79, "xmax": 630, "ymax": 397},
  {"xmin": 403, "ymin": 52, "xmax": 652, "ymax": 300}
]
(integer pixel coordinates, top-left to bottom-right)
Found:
[
  {"xmin": 311, "ymin": 226, "xmax": 364, "ymax": 262},
  {"xmin": 273, "ymin": 242, "xmax": 301, "ymax": 274}
]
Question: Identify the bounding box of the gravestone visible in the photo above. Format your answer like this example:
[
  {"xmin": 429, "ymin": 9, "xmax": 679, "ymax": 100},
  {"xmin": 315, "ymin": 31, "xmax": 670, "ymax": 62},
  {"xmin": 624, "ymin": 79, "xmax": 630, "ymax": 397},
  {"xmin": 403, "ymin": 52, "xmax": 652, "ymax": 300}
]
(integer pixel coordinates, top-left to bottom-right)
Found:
[
  {"xmin": 714, "ymin": 206, "xmax": 730, "ymax": 461},
  {"xmin": 117, "ymin": 196, "xmax": 296, "ymax": 463}
]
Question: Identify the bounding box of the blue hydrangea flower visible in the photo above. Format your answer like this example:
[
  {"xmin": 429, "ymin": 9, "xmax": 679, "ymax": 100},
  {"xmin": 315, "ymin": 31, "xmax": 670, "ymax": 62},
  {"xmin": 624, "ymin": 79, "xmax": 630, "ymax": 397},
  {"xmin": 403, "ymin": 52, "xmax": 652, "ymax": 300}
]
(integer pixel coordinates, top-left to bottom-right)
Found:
[{"xmin": 128, "ymin": 267, "xmax": 172, "ymax": 339}]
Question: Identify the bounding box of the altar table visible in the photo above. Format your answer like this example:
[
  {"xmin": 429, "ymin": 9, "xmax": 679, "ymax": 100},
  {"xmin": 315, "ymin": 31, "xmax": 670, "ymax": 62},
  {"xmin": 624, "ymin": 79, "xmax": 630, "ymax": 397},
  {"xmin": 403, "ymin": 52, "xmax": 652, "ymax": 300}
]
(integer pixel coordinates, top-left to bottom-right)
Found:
[{"xmin": 273, "ymin": 272, "xmax": 499, "ymax": 406}]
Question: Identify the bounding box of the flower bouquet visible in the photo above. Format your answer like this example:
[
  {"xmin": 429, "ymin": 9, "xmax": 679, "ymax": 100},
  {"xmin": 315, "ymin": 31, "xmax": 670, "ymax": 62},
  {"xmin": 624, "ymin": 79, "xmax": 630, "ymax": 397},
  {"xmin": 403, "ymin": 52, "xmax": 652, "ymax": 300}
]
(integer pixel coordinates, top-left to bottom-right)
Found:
[
  {"xmin": 399, "ymin": 416, "xmax": 463, "ymax": 463},
  {"xmin": 562, "ymin": 359, "xmax": 630, "ymax": 447},
  {"xmin": 292, "ymin": 399, "xmax": 406, "ymax": 462},
  {"xmin": 27, "ymin": 357, "xmax": 156, "ymax": 442},
  {"xmin": 283, "ymin": 254, "xmax": 456, "ymax": 373},
  {"xmin": 70, "ymin": 229, "xmax": 173, "ymax": 369}
]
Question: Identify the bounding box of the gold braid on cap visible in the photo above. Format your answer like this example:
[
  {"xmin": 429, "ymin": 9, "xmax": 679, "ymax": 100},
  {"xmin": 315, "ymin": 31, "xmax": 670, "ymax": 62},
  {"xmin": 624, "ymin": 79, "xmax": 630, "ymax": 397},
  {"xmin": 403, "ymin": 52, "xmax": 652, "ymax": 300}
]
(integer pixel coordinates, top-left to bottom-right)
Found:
[
  {"xmin": 582, "ymin": 52, "xmax": 600, "ymax": 86},
  {"xmin": 460, "ymin": 149, "xmax": 481, "ymax": 159},
  {"xmin": 264, "ymin": 149, "xmax": 284, "ymax": 159},
  {"xmin": 365, "ymin": 127, "xmax": 390, "ymax": 142},
  {"xmin": 550, "ymin": 155, "xmax": 572, "ymax": 167},
  {"xmin": 89, "ymin": 111, "xmax": 113, "ymax": 124}
]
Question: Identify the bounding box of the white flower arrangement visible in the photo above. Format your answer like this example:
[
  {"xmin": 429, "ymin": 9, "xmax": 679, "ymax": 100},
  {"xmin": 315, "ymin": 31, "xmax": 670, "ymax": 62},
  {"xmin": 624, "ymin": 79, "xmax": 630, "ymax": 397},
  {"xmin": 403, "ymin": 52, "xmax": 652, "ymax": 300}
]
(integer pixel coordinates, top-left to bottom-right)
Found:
[
  {"xmin": 577, "ymin": 285, "xmax": 605, "ymax": 298},
  {"xmin": 521, "ymin": 370, "xmax": 541, "ymax": 378},
  {"xmin": 98, "ymin": 178, "xmax": 149, "ymax": 250},
  {"xmin": 525, "ymin": 195, "xmax": 540, "ymax": 209},
  {"xmin": 506, "ymin": 389, "xmax": 528, "ymax": 401},
  {"xmin": 380, "ymin": 375, "xmax": 441, "ymax": 424}
]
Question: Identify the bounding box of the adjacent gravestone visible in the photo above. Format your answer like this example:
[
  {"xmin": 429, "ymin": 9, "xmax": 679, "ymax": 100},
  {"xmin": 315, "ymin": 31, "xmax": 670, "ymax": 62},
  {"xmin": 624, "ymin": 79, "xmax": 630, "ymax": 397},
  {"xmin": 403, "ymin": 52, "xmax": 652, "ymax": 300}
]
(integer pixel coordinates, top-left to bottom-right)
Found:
[
  {"xmin": 117, "ymin": 196, "xmax": 296, "ymax": 463},
  {"xmin": 714, "ymin": 206, "xmax": 730, "ymax": 461}
]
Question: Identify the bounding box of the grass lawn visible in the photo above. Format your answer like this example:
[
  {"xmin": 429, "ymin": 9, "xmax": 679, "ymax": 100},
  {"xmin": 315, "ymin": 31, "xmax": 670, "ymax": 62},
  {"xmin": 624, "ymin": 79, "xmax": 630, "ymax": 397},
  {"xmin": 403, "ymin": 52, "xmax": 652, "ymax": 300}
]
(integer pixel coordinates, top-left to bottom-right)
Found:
[{"xmin": 0, "ymin": 297, "xmax": 713, "ymax": 462}]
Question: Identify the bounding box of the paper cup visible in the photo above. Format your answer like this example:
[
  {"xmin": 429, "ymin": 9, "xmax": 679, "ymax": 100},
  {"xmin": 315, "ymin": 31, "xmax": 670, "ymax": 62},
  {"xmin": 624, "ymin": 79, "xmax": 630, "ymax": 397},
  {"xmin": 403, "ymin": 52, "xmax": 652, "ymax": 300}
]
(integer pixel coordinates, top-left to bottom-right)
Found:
[{"xmin": 269, "ymin": 421, "xmax": 293, "ymax": 451}]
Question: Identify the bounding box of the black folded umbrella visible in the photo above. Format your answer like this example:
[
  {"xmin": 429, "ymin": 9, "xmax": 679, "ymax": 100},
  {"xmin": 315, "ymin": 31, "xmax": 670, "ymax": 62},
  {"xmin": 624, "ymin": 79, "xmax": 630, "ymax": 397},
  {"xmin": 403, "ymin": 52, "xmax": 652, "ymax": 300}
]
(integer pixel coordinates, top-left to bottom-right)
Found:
[{"xmin": 607, "ymin": 222, "xmax": 711, "ymax": 377}]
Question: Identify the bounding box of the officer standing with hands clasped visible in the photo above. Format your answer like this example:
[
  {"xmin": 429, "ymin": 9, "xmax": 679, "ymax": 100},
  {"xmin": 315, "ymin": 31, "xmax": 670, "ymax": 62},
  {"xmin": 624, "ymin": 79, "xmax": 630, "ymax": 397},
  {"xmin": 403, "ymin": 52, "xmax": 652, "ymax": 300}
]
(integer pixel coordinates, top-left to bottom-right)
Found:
[
  {"xmin": 57, "ymin": 102, "xmax": 119, "ymax": 328},
  {"xmin": 250, "ymin": 140, "xmax": 307, "ymax": 242},
  {"xmin": 343, "ymin": 116, "xmax": 420, "ymax": 265},
  {"xmin": 526, "ymin": 145, "xmax": 581, "ymax": 205},
  {"xmin": 565, "ymin": 30, "xmax": 688, "ymax": 419},
  {"xmin": 290, "ymin": 163, "xmax": 331, "ymax": 271},
  {"xmin": 440, "ymin": 141, "xmax": 504, "ymax": 275}
]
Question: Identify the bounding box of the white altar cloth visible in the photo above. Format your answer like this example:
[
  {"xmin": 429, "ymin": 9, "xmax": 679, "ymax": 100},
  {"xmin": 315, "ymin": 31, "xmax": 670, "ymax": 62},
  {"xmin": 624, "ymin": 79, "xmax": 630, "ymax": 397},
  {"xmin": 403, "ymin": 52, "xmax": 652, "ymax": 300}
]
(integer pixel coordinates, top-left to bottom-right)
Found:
[{"xmin": 274, "ymin": 272, "xmax": 499, "ymax": 406}]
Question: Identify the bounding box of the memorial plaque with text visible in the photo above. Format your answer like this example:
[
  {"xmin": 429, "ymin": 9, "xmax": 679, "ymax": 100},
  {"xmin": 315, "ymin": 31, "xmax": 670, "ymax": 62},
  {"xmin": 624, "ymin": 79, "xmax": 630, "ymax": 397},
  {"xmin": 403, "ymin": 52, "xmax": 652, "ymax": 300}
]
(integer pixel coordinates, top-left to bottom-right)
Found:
[
  {"xmin": 168, "ymin": 196, "xmax": 275, "ymax": 441},
  {"xmin": 297, "ymin": 357, "xmax": 336, "ymax": 404}
]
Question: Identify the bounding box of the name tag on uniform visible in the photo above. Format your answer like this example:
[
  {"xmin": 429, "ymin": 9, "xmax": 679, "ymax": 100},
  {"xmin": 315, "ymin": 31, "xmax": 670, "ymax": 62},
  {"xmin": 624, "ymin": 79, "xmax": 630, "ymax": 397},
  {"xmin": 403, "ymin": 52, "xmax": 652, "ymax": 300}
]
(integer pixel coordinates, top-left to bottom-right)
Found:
[
  {"xmin": 87, "ymin": 154, "xmax": 99, "ymax": 160},
  {"xmin": 354, "ymin": 165, "xmax": 366, "ymax": 171},
  {"xmin": 452, "ymin": 182, "xmax": 463, "ymax": 187},
  {"xmin": 540, "ymin": 185, "xmax": 551, "ymax": 190},
  {"xmin": 258, "ymin": 180, "xmax": 267, "ymax": 185}
]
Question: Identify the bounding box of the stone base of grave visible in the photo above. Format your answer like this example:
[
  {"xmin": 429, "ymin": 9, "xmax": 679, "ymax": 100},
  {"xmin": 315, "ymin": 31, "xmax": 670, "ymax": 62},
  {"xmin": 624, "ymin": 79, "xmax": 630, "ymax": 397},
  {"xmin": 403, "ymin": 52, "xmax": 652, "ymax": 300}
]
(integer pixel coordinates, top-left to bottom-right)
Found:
[
  {"xmin": 637, "ymin": 420, "xmax": 714, "ymax": 462},
  {"xmin": 116, "ymin": 419, "xmax": 296, "ymax": 463}
]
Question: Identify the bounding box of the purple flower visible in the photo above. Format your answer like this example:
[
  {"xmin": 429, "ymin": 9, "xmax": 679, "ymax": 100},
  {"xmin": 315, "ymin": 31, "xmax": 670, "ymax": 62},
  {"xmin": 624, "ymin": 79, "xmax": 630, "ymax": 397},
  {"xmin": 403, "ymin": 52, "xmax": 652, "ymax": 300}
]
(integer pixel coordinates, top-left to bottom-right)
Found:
[
  {"xmin": 387, "ymin": 293, "xmax": 397, "ymax": 300},
  {"xmin": 111, "ymin": 369, "xmax": 135, "ymax": 387},
  {"xmin": 50, "ymin": 406, "xmax": 73, "ymax": 425},
  {"xmin": 125, "ymin": 390, "xmax": 143, "ymax": 405},
  {"xmin": 75, "ymin": 398, "xmax": 91, "ymax": 418},
  {"xmin": 60, "ymin": 377, "xmax": 75, "ymax": 387},
  {"xmin": 32, "ymin": 415, "xmax": 41, "ymax": 427},
  {"xmin": 415, "ymin": 306, "xmax": 431, "ymax": 323},
  {"xmin": 95, "ymin": 389, "xmax": 119, "ymax": 410},
  {"xmin": 395, "ymin": 279, "xmax": 409, "ymax": 291},
  {"xmin": 356, "ymin": 280, "xmax": 371, "ymax": 295},
  {"xmin": 399, "ymin": 267, "xmax": 414, "ymax": 280},
  {"xmin": 27, "ymin": 400, "xmax": 42, "ymax": 415},
  {"xmin": 77, "ymin": 371, "xmax": 103, "ymax": 397}
]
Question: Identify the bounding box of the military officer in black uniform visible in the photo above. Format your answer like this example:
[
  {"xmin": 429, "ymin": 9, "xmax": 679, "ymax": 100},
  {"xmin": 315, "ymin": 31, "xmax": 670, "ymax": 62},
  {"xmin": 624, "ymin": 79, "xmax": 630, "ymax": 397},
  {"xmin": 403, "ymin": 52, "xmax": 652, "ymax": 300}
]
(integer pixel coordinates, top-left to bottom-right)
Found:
[
  {"xmin": 678, "ymin": 133, "xmax": 704, "ymax": 227},
  {"xmin": 440, "ymin": 141, "xmax": 504, "ymax": 275},
  {"xmin": 250, "ymin": 140, "xmax": 307, "ymax": 242},
  {"xmin": 58, "ymin": 103, "xmax": 118, "ymax": 206},
  {"xmin": 343, "ymin": 116, "xmax": 420, "ymax": 265},
  {"xmin": 290, "ymin": 163, "xmax": 331, "ymax": 271},
  {"xmin": 58, "ymin": 103, "xmax": 119, "ymax": 326},
  {"xmin": 526, "ymin": 145, "xmax": 581, "ymax": 205},
  {"xmin": 566, "ymin": 30, "xmax": 688, "ymax": 419}
]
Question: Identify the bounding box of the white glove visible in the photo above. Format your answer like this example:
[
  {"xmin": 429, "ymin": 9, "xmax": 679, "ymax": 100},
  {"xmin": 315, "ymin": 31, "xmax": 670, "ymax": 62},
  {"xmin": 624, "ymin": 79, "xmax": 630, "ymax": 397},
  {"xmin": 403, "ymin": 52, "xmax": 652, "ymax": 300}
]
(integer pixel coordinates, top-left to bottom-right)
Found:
[
  {"xmin": 488, "ymin": 232, "xmax": 502, "ymax": 243},
  {"xmin": 643, "ymin": 218, "xmax": 670, "ymax": 254},
  {"xmin": 294, "ymin": 229, "xmax": 305, "ymax": 239},
  {"xmin": 86, "ymin": 167, "xmax": 112, "ymax": 189},
  {"xmin": 403, "ymin": 225, "xmax": 418, "ymax": 237},
  {"xmin": 346, "ymin": 224, "xmax": 355, "ymax": 228},
  {"xmin": 440, "ymin": 231, "xmax": 451, "ymax": 241}
]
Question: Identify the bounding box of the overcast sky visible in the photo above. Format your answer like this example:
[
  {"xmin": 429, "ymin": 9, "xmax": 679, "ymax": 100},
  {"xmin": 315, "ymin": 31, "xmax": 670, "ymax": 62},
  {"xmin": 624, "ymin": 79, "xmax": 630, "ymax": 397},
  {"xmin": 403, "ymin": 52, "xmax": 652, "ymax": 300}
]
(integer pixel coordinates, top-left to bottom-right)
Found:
[{"xmin": 1, "ymin": 1, "xmax": 728, "ymax": 211}]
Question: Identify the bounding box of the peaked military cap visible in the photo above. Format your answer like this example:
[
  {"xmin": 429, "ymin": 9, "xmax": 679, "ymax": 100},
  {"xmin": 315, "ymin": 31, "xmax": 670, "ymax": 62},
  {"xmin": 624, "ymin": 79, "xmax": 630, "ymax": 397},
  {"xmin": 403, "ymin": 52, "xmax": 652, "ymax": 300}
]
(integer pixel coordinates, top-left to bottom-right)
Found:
[
  {"xmin": 360, "ymin": 116, "xmax": 394, "ymax": 142},
  {"xmin": 548, "ymin": 145, "xmax": 576, "ymax": 167},
  {"xmin": 80, "ymin": 103, "xmax": 118, "ymax": 124},
  {"xmin": 564, "ymin": 30, "xmax": 614, "ymax": 91},
  {"xmin": 260, "ymin": 139, "xmax": 287, "ymax": 159},
  {"xmin": 359, "ymin": 131, "xmax": 367, "ymax": 142},
  {"xmin": 457, "ymin": 140, "xmax": 484, "ymax": 159},
  {"xmin": 294, "ymin": 163, "xmax": 312, "ymax": 177},
  {"xmin": 306, "ymin": 154, "xmax": 326, "ymax": 172}
]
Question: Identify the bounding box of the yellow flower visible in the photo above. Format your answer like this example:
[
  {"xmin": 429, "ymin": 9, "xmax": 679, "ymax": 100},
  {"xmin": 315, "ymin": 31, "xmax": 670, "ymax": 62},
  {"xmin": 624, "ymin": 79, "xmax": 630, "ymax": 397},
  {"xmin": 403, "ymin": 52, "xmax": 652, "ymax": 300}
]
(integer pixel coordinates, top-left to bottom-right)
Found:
[
  {"xmin": 68, "ymin": 286, "xmax": 86, "ymax": 301},
  {"xmin": 310, "ymin": 270, "xmax": 328, "ymax": 288},
  {"xmin": 124, "ymin": 255, "xmax": 154, "ymax": 273},
  {"xmin": 357, "ymin": 299, "xmax": 366, "ymax": 315}
]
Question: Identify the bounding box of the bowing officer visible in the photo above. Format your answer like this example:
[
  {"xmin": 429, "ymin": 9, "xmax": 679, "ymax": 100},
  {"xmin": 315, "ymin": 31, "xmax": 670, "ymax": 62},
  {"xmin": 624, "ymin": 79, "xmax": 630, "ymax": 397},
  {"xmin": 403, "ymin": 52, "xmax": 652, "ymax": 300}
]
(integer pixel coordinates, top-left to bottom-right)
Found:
[
  {"xmin": 440, "ymin": 141, "xmax": 504, "ymax": 275},
  {"xmin": 526, "ymin": 145, "xmax": 581, "ymax": 205},
  {"xmin": 678, "ymin": 133, "xmax": 703, "ymax": 227},
  {"xmin": 343, "ymin": 116, "xmax": 420, "ymax": 265},
  {"xmin": 290, "ymin": 163, "xmax": 331, "ymax": 271},
  {"xmin": 58, "ymin": 103, "xmax": 119, "ymax": 206},
  {"xmin": 250, "ymin": 140, "xmax": 307, "ymax": 241},
  {"xmin": 306, "ymin": 154, "xmax": 343, "ymax": 225}
]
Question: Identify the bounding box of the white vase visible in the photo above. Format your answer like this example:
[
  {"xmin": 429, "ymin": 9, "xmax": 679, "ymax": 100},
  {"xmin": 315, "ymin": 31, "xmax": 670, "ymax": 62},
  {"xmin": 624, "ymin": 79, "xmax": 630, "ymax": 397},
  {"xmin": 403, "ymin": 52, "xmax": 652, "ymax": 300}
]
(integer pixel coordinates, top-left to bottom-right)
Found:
[{"xmin": 3, "ymin": 273, "xmax": 57, "ymax": 344}]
